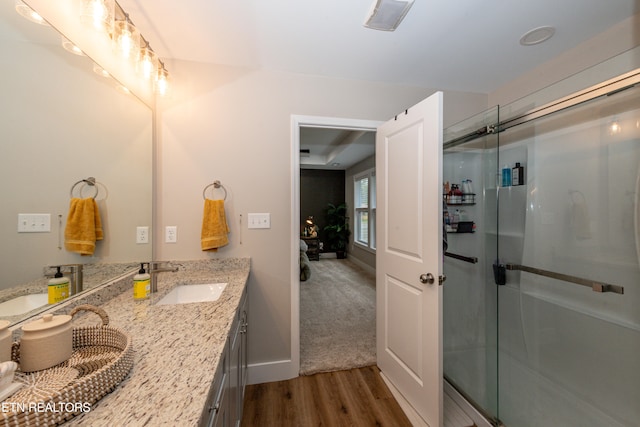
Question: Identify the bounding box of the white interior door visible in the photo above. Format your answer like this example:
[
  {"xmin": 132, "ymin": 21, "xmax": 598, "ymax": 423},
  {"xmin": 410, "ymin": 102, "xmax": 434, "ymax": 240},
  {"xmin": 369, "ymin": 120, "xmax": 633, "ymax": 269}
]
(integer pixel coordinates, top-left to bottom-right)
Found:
[{"xmin": 376, "ymin": 92, "xmax": 443, "ymax": 427}]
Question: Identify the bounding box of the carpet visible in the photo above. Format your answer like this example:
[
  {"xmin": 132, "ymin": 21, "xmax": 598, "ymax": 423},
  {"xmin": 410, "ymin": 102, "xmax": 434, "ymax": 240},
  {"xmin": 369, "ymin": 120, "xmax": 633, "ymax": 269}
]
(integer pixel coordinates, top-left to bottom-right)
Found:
[{"xmin": 299, "ymin": 257, "xmax": 377, "ymax": 375}]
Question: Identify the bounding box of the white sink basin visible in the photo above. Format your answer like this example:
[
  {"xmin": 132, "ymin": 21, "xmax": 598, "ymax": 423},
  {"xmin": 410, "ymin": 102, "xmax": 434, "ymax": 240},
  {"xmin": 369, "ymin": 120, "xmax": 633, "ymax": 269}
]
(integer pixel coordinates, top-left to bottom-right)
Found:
[
  {"xmin": 0, "ymin": 293, "xmax": 48, "ymax": 316},
  {"xmin": 156, "ymin": 283, "xmax": 228, "ymax": 305}
]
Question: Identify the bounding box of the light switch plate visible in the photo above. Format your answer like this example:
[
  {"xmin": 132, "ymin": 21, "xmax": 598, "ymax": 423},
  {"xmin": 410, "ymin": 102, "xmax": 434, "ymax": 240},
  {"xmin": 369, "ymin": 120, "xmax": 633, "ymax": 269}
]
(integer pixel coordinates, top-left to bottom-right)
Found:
[
  {"xmin": 18, "ymin": 214, "xmax": 51, "ymax": 233},
  {"xmin": 248, "ymin": 213, "xmax": 271, "ymax": 229}
]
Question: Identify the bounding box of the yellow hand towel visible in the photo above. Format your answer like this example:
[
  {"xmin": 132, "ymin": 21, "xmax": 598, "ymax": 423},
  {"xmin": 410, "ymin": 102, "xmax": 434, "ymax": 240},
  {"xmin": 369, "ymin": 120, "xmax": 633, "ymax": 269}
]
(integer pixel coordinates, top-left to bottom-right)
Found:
[
  {"xmin": 64, "ymin": 198, "xmax": 103, "ymax": 255},
  {"xmin": 201, "ymin": 199, "xmax": 230, "ymax": 251},
  {"xmin": 93, "ymin": 198, "xmax": 104, "ymax": 241}
]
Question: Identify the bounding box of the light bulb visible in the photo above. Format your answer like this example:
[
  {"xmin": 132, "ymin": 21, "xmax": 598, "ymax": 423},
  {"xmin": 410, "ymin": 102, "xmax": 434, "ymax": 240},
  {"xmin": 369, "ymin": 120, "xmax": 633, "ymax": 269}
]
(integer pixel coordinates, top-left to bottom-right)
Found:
[
  {"xmin": 138, "ymin": 46, "xmax": 157, "ymax": 80},
  {"xmin": 90, "ymin": 1, "xmax": 106, "ymax": 29},
  {"xmin": 113, "ymin": 20, "xmax": 139, "ymax": 61},
  {"xmin": 609, "ymin": 120, "xmax": 622, "ymax": 135},
  {"xmin": 80, "ymin": 0, "xmax": 114, "ymax": 34},
  {"xmin": 15, "ymin": 3, "xmax": 48, "ymax": 26},
  {"xmin": 93, "ymin": 63, "xmax": 110, "ymax": 78},
  {"xmin": 61, "ymin": 36, "xmax": 84, "ymax": 56},
  {"xmin": 155, "ymin": 66, "xmax": 170, "ymax": 97}
]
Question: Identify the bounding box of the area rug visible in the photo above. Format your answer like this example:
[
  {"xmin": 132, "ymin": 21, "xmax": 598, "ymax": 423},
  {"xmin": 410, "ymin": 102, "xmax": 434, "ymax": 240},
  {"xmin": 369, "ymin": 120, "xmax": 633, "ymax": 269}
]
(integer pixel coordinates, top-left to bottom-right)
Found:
[{"xmin": 299, "ymin": 257, "xmax": 376, "ymax": 375}]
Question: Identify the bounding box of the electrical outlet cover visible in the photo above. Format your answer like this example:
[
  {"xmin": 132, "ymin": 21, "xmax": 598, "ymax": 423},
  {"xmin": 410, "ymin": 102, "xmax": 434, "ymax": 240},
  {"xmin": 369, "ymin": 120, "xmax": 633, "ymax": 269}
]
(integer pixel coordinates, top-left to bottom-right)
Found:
[
  {"xmin": 165, "ymin": 226, "xmax": 177, "ymax": 243},
  {"xmin": 136, "ymin": 226, "xmax": 149, "ymax": 244}
]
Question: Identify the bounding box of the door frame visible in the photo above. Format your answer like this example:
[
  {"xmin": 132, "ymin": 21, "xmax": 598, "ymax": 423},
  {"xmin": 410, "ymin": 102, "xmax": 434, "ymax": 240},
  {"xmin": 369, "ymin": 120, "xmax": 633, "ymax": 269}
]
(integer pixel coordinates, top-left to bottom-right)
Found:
[{"xmin": 290, "ymin": 115, "xmax": 382, "ymax": 377}]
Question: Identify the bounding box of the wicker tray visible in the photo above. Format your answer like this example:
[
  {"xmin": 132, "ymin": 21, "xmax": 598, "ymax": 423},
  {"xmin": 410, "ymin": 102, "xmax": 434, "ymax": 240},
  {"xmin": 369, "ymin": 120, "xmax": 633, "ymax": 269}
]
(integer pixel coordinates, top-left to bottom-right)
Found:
[{"xmin": 1, "ymin": 305, "xmax": 133, "ymax": 426}]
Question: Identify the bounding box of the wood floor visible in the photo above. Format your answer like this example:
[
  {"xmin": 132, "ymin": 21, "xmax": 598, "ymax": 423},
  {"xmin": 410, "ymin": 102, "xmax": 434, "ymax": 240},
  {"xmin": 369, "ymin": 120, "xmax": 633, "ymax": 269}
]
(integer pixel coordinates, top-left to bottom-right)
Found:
[{"xmin": 241, "ymin": 365, "xmax": 413, "ymax": 427}]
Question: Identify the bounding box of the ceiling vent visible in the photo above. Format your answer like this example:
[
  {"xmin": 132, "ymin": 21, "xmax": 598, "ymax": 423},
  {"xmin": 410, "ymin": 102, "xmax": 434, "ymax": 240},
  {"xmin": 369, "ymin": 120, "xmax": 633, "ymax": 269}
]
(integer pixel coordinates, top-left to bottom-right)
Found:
[{"xmin": 364, "ymin": 0, "xmax": 415, "ymax": 31}]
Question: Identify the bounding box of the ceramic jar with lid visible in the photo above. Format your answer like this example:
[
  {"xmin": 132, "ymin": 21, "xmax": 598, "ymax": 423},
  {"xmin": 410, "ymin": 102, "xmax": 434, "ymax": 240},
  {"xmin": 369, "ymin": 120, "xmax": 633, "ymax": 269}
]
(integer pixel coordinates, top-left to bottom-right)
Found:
[
  {"xmin": 0, "ymin": 320, "xmax": 11, "ymax": 363},
  {"xmin": 20, "ymin": 313, "xmax": 72, "ymax": 372}
]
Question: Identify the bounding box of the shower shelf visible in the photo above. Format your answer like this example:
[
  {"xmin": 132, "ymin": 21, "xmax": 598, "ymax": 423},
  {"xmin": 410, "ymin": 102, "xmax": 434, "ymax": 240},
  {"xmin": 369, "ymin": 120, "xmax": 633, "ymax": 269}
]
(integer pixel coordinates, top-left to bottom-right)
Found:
[{"xmin": 443, "ymin": 193, "xmax": 476, "ymax": 205}]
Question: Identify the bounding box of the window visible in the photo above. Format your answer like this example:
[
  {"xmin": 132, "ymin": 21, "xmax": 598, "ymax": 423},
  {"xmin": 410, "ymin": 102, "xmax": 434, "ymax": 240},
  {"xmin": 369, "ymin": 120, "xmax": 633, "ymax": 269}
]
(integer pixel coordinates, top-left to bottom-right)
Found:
[{"xmin": 354, "ymin": 169, "xmax": 376, "ymax": 251}]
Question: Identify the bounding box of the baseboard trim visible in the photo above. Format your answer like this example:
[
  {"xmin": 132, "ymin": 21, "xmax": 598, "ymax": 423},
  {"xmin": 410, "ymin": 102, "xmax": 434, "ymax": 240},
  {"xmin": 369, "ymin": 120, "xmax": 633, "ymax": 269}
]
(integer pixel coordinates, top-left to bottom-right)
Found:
[
  {"xmin": 347, "ymin": 255, "xmax": 376, "ymax": 275},
  {"xmin": 247, "ymin": 359, "xmax": 296, "ymax": 385},
  {"xmin": 379, "ymin": 371, "xmax": 428, "ymax": 427}
]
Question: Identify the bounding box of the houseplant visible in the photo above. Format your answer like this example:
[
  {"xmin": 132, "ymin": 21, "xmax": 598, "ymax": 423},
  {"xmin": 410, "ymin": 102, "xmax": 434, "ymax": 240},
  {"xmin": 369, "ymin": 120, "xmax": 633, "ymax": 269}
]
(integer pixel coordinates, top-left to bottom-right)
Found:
[{"xmin": 323, "ymin": 202, "xmax": 351, "ymax": 259}]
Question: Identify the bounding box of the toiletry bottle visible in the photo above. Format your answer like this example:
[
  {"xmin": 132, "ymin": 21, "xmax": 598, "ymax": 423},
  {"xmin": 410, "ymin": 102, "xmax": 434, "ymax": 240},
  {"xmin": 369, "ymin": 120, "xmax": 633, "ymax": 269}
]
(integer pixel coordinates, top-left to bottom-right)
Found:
[
  {"xmin": 501, "ymin": 165, "xmax": 512, "ymax": 187},
  {"xmin": 466, "ymin": 179, "xmax": 474, "ymax": 203},
  {"xmin": 461, "ymin": 179, "xmax": 468, "ymax": 195},
  {"xmin": 133, "ymin": 263, "xmax": 151, "ymax": 300},
  {"xmin": 453, "ymin": 184, "xmax": 463, "ymax": 203},
  {"xmin": 462, "ymin": 179, "xmax": 473, "ymax": 202},
  {"xmin": 48, "ymin": 267, "xmax": 69, "ymax": 304},
  {"xmin": 512, "ymin": 162, "xmax": 524, "ymax": 186}
]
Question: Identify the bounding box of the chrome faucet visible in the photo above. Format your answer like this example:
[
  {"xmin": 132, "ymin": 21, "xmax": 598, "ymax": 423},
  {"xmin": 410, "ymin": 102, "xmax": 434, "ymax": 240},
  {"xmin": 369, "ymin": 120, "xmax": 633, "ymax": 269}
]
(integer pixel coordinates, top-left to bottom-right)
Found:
[
  {"xmin": 148, "ymin": 261, "xmax": 179, "ymax": 293},
  {"xmin": 45, "ymin": 264, "xmax": 84, "ymax": 296}
]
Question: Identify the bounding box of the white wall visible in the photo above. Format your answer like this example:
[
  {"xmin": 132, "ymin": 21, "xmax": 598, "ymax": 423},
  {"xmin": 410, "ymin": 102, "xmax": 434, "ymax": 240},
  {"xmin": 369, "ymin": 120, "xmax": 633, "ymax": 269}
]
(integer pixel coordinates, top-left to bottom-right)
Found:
[{"xmin": 155, "ymin": 62, "xmax": 486, "ymax": 382}]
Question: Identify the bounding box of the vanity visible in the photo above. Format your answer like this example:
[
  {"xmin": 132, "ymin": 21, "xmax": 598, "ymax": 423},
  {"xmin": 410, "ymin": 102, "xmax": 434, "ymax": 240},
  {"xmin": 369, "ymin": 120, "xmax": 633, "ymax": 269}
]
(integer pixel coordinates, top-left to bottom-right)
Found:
[{"xmin": 5, "ymin": 258, "xmax": 250, "ymax": 426}]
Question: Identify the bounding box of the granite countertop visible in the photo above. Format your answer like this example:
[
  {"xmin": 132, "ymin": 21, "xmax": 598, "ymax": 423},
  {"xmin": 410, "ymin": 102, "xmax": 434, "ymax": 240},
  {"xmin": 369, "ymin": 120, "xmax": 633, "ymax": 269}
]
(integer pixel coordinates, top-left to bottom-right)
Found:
[{"xmin": 53, "ymin": 258, "xmax": 251, "ymax": 426}]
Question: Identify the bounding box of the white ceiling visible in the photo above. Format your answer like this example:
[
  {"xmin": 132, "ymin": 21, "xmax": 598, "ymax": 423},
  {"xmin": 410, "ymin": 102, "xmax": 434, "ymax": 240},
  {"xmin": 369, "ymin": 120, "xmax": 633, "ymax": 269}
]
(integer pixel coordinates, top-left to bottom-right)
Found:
[
  {"xmin": 119, "ymin": 0, "xmax": 637, "ymax": 93},
  {"xmin": 300, "ymin": 128, "xmax": 375, "ymax": 170},
  {"xmin": 118, "ymin": 0, "xmax": 639, "ymax": 168}
]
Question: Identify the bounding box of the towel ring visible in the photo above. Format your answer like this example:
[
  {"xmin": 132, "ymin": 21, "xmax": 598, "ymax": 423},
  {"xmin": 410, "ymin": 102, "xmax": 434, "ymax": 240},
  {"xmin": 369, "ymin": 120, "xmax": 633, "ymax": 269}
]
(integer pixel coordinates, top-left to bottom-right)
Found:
[
  {"xmin": 70, "ymin": 177, "xmax": 99, "ymax": 199},
  {"xmin": 203, "ymin": 180, "xmax": 227, "ymax": 200}
]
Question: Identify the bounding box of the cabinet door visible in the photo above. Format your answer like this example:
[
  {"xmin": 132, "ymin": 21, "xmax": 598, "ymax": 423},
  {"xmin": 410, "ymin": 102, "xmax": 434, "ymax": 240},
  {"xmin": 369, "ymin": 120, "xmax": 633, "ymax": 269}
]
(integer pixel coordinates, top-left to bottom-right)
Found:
[
  {"xmin": 206, "ymin": 346, "xmax": 229, "ymax": 427},
  {"xmin": 240, "ymin": 307, "xmax": 248, "ymax": 391},
  {"xmin": 228, "ymin": 313, "xmax": 241, "ymax": 426},
  {"xmin": 237, "ymin": 301, "xmax": 248, "ymax": 424},
  {"xmin": 210, "ymin": 387, "xmax": 229, "ymax": 427},
  {"xmin": 230, "ymin": 291, "xmax": 248, "ymax": 426}
]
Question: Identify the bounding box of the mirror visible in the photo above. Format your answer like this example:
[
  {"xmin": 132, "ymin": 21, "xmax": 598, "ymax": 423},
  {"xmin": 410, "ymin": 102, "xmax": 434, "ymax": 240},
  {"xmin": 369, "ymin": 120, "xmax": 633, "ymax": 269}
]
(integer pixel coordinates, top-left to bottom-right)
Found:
[{"xmin": 0, "ymin": 1, "xmax": 153, "ymax": 324}]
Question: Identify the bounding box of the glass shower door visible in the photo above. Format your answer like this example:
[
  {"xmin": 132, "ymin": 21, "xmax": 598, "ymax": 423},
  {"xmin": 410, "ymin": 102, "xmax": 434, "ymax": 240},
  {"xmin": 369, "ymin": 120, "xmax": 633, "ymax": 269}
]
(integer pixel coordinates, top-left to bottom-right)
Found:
[
  {"xmin": 496, "ymin": 78, "xmax": 640, "ymax": 426},
  {"xmin": 443, "ymin": 107, "xmax": 500, "ymax": 422}
]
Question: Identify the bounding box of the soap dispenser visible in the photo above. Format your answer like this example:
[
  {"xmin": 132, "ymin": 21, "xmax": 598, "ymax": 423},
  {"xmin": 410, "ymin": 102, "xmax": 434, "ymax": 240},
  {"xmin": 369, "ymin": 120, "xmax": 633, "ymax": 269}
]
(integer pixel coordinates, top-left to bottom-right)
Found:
[
  {"xmin": 48, "ymin": 266, "xmax": 69, "ymax": 304},
  {"xmin": 133, "ymin": 263, "xmax": 151, "ymax": 300}
]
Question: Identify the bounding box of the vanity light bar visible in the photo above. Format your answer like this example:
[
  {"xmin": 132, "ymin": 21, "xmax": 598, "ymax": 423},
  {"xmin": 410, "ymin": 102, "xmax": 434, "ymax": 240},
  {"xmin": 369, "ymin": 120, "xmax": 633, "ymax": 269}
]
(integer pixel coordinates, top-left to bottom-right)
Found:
[{"xmin": 17, "ymin": 0, "xmax": 170, "ymax": 98}]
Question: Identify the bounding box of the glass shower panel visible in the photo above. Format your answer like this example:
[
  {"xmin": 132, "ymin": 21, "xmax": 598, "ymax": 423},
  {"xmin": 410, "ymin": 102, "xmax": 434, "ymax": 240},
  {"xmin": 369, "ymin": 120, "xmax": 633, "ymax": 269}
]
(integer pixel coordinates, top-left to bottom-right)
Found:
[
  {"xmin": 497, "ymin": 83, "xmax": 640, "ymax": 426},
  {"xmin": 443, "ymin": 107, "xmax": 499, "ymax": 422}
]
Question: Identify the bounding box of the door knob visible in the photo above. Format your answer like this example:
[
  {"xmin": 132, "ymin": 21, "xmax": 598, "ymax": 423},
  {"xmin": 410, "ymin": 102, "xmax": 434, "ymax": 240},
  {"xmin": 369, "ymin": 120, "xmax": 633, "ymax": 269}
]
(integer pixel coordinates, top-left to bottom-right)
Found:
[
  {"xmin": 419, "ymin": 273, "xmax": 446, "ymax": 285},
  {"xmin": 420, "ymin": 273, "xmax": 435, "ymax": 284}
]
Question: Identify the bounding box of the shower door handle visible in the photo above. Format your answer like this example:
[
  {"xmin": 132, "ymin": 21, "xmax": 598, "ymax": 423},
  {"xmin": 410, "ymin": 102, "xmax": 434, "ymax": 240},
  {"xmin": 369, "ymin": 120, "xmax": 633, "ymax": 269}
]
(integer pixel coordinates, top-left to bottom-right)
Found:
[{"xmin": 505, "ymin": 263, "xmax": 624, "ymax": 295}]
